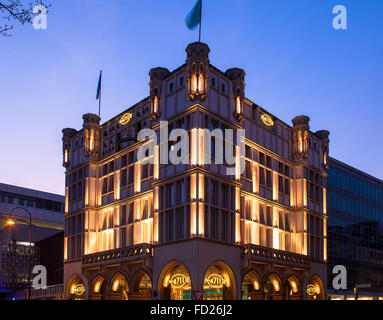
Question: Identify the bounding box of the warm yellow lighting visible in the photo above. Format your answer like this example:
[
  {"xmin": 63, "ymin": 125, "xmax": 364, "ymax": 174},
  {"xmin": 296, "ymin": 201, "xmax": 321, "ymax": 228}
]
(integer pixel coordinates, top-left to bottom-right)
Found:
[
  {"xmin": 154, "ymin": 146, "xmax": 159, "ymax": 180},
  {"xmin": 272, "ymin": 279, "xmax": 280, "ymax": 292},
  {"xmin": 236, "ymin": 96, "xmax": 241, "ymax": 114},
  {"xmin": 163, "ymin": 274, "xmax": 171, "ymax": 288},
  {"xmin": 191, "ymin": 174, "xmax": 197, "ymax": 200},
  {"xmin": 198, "ymin": 173, "xmax": 204, "ymax": 200},
  {"xmin": 198, "ymin": 129, "xmax": 204, "ymax": 166},
  {"xmin": 198, "ymin": 203, "xmax": 204, "ymax": 236},
  {"xmin": 206, "ymin": 274, "xmax": 225, "ymax": 289},
  {"xmin": 191, "ymin": 203, "xmax": 197, "ymax": 235},
  {"xmin": 261, "ymin": 114, "xmax": 274, "ymax": 127},
  {"xmin": 253, "ymin": 280, "xmax": 260, "ymax": 291},
  {"xmin": 6, "ymin": 219, "xmax": 15, "ymax": 226},
  {"xmin": 119, "ymin": 112, "xmax": 133, "ymax": 125},
  {"xmin": 198, "ymin": 74, "xmax": 204, "ymax": 93},
  {"xmin": 153, "ymin": 96, "xmax": 159, "ymax": 114},
  {"xmin": 112, "ymin": 279, "xmax": 119, "ymax": 292},
  {"xmin": 89, "ymin": 129, "xmax": 95, "ymax": 151},
  {"xmin": 170, "ymin": 274, "xmax": 188, "ymax": 288},
  {"xmin": 222, "ymin": 273, "xmax": 230, "ymax": 288},
  {"xmin": 191, "ymin": 129, "xmax": 198, "ymax": 166}
]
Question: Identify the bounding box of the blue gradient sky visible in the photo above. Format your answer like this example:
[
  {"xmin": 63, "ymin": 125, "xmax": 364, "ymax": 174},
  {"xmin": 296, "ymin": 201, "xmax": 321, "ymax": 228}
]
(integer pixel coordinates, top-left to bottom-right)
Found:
[{"xmin": 1, "ymin": 0, "xmax": 382, "ymax": 195}]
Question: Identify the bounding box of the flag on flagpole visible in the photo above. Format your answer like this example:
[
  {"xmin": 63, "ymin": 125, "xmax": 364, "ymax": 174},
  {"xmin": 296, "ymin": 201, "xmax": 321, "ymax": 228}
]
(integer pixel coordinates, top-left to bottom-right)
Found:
[
  {"xmin": 96, "ymin": 70, "xmax": 102, "ymax": 117},
  {"xmin": 185, "ymin": 0, "xmax": 202, "ymax": 30},
  {"xmin": 96, "ymin": 70, "xmax": 102, "ymax": 100}
]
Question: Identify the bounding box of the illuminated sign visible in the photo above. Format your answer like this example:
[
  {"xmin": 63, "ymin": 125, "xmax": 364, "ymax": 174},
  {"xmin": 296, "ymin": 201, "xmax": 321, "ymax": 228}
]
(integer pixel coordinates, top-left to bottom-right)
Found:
[
  {"xmin": 170, "ymin": 274, "xmax": 188, "ymax": 288},
  {"xmin": 306, "ymin": 284, "xmax": 319, "ymax": 296},
  {"xmin": 207, "ymin": 274, "xmax": 225, "ymax": 289},
  {"xmin": 260, "ymin": 114, "xmax": 274, "ymax": 127},
  {"xmin": 72, "ymin": 284, "xmax": 85, "ymax": 296},
  {"xmin": 119, "ymin": 112, "xmax": 133, "ymax": 125}
]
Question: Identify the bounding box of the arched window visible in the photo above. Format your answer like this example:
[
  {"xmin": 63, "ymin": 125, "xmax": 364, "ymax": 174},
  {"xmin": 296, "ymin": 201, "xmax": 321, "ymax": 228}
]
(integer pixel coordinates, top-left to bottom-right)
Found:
[
  {"xmin": 92, "ymin": 275, "xmax": 108, "ymax": 300},
  {"xmin": 111, "ymin": 273, "xmax": 129, "ymax": 300},
  {"xmin": 286, "ymin": 275, "xmax": 300, "ymax": 300},
  {"xmin": 242, "ymin": 270, "xmax": 262, "ymax": 300},
  {"xmin": 264, "ymin": 273, "xmax": 282, "ymax": 300},
  {"xmin": 203, "ymin": 262, "xmax": 236, "ymax": 300},
  {"xmin": 131, "ymin": 270, "xmax": 152, "ymax": 300},
  {"xmin": 66, "ymin": 274, "xmax": 86, "ymax": 300},
  {"xmin": 306, "ymin": 275, "xmax": 325, "ymax": 300},
  {"xmin": 158, "ymin": 261, "xmax": 192, "ymax": 300}
]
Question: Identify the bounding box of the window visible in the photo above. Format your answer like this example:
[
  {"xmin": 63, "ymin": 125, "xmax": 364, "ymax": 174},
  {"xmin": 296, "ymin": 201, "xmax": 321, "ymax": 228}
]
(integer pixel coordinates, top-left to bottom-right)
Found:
[
  {"xmin": 211, "ymin": 77, "xmax": 216, "ymax": 87},
  {"xmin": 121, "ymin": 205, "xmax": 127, "ymax": 225},
  {"xmin": 266, "ymin": 206, "xmax": 272, "ymax": 226},
  {"xmin": 168, "ymin": 212, "xmax": 173, "ymax": 241},
  {"xmin": 128, "ymin": 166, "xmax": 134, "ymax": 184},
  {"xmin": 121, "ymin": 155, "xmax": 127, "ymax": 168},
  {"xmin": 259, "ymin": 152, "xmax": 265, "ymax": 165},
  {"xmin": 121, "ymin": 228, "xmax": 126, "ymax": 247},
  {"xmin": 128, "ymin": 203, "xmax": 134, "ymax": 224},
  {"xmin": 177, "ymin": 180, "xmax": 185, "ymax": 205},
  {"xmin": 266, "ymin": 170, "xmax": 272, "ymax": 188},
  {"xmin": 121, "ymin": 169, "xmax": 127, "ymax": 188},
  {"xmin": 210, "ymin": 181, "xmax": 218, "ymax": 206},
  {"xmin": 221, "ymin": 83, "xmax": 226, "ymax": 93},
  {"xmin": 177, "ymin": 208, "xmax": 185, "ymax": 239},
  {"xmin": 128, "ymin": 151, "xmax": 134, "ymax": 164},
  {"xmin": 179, "ymin": 76, "xmax": 184, "ymax": 87},
  {"xmin": 167, "ymin": 184, "xmax": 174, "ymax": 208},
  {"xmin": 211, "ymin": 208, "xmax": 218, "ymax": 240},
  {"xmin": 169, "ymin": 82, "xmax": 174, "ymax": 93},
  {"xmin": 259, "ymin": 167, "xmax": 265, "ymax": 186}
]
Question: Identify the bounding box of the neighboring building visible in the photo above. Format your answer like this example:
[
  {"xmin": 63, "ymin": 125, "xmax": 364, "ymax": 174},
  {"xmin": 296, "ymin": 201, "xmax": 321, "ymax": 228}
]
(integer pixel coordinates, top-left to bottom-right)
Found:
[
  {"xmin": 62, "ymin": 42, "xmax": 329, "ymax": 300},
  {"xmin": 0, "ymin": 183, "xmax": 64, "ymax": 299},
  {"xmin": 327, "ymin": 157, "xmax": 383, "ymax": 300}
]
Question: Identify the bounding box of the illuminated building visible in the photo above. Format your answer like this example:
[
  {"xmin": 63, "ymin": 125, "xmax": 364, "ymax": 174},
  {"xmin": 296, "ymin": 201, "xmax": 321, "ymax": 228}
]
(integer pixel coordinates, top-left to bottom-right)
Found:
[
  {"xmin": 327, "ymin": 158, "xmax": 383, "ymax": 300},
  {"xmin": 0, "ymin": 183, "xmax": 64, "ymax": 300},
  {"xmin": 62, "ymin": 43, "xmax": 329, "ymax": 300}
]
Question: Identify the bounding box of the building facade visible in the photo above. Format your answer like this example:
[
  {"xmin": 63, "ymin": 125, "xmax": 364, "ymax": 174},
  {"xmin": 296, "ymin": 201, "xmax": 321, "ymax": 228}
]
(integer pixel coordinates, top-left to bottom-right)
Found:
[
  {"xmin": 327, "ymin": 158, "xmax": 383, "ymax": 300},
  {"xmin": 62, "ymin": 43, "xmax": 329, "ymax": 300},
  {"xmin": 0, "ymin": 183, "xmax": 64, "ymax": 299}
]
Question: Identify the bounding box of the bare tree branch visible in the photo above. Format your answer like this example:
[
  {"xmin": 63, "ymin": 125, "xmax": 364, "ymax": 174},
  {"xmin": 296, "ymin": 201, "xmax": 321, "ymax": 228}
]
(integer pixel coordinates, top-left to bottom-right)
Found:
[{"xmin": 0, "ymin": 0, "xmax": 51, "ymax": 37}]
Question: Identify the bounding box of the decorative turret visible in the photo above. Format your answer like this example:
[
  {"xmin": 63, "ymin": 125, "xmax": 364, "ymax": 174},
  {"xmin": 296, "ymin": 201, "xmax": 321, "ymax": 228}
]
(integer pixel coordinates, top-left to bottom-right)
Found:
[
  {"xmin": 226, "ymin": 68, "xmax": 246, "ymax": 122},
  {"xmin": 316, "ymin": 130, "xmax": 330, "ymax": 170},
  {"xmin": 149, "ymin": 67, "xmax": 170, "ymax": 121},
  {"xmin": 292, "ymin": 116, "xmax": 310, "ymax": 161},
  {"xmin": 62, "ymin": 128, "xmax": 77, "ymax": 168},
  {"xmin": 186, "ymin": 42, "xmax": 210, "ymax": 101},
  {"xmin": 82, "ymin": 113, "xmax": 101, "ymax": 159}
]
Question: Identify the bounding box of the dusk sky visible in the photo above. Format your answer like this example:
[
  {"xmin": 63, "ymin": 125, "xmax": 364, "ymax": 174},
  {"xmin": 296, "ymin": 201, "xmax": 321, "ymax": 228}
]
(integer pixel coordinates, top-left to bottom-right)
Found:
[{"xmin": 1, "ymin": 0, "xmax": 382, "ymax": 195}]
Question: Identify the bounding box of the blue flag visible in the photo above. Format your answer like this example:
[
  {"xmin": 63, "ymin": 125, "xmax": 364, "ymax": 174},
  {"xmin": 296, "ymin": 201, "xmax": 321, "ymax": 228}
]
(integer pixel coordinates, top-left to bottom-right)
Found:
[{"xmin": 186, "ymin": 0, "xmax": 202, "ymax": 30}]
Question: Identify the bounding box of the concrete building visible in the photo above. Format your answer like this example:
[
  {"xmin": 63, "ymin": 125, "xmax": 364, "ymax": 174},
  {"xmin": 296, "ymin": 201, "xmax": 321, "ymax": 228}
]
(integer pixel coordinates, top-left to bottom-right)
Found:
[
  {"xmin": 0, "ymin": 183, "xmax": 64, "ymax": 299},
  {"xmin": 62, "ymin": 42, "xmax": 329, "ymax": 300},
  {"xmin": 327, "ymin": 157, "xmax": 383, "ymax": 300}
]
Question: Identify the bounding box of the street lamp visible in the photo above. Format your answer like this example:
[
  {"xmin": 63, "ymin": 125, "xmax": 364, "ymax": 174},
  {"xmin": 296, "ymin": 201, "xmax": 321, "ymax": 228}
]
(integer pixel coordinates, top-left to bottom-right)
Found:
[{"xmin": 4, "ymin": 207, "xmax": 33, "ymax": 300}]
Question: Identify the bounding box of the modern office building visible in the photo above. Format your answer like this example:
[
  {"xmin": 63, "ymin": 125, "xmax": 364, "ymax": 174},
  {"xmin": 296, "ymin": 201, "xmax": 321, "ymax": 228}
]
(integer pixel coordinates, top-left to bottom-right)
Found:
[
  {"xmin": 0, "ymin": 183, "xmax": 64, "ymax": 299},
  {"xmin": 327, "ymin": 157, "xmax": 383, "ymax": 300},
  {"xmin": 62, "ymin": 42, "xmax": 329, "ymax": 300}
]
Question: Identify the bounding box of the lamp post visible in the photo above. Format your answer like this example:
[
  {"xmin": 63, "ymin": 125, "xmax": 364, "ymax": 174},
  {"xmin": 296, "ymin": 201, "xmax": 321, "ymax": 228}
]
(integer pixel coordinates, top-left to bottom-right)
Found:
[{"xmin": 5, "ymin": 207, "xmax": 33, "ymax": 300}]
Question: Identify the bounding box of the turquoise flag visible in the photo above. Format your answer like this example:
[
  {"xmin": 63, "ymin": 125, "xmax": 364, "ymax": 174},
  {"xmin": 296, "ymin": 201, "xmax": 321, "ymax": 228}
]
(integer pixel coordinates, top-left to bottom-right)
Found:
[{"xmin": 186, "ymin": 0, "xmax": 202, "ymax": 30}]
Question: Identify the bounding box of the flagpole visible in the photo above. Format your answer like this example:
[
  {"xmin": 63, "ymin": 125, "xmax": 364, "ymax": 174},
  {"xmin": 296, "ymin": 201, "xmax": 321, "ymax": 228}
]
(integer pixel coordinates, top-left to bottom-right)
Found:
[
  {"xmin": 98, "ymin": 70, "xmax": 102, "ymax": 118},
  {"xmin": 199, "ymin": 0, "xmax": 202, "ymax": 42}
]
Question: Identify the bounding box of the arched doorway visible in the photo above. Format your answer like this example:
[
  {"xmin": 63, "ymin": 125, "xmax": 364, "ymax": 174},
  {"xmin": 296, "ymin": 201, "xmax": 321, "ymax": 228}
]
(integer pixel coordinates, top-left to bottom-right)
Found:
[
  {"xmin": 264, "ymin": 273, "xmax": 282, "ymax": 300},
  {"xmin": 306, "ymin": 275, "xmax": 325, "ymax": 300},
  {"xmin": 158, "ymin": 261, "xmax": 192, "ymax": 300},
  {"xmin": 242, "ymin": 270, "xmax": 262, "ymax": 300},
  {"xmin": 66, "ymin": 274, "xmax": 86, "ymax": 300},
  {"xmin": 203, "ymin": 262, "xmax": 236, "ymax": 300},
  {"xmin": 286, "ymin": 275, "xmax": 301, "ymax": 300},
  {"xmin": 131, "ymin": 270, "xmax": 152, "ymax": 300},
  {"xmin": 92, "ymin": 275, "xmax": 108, "ymax": 300},
  {"xmin": 110, "ymin": 273, "xmax": 129, "ymax": 300}
]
